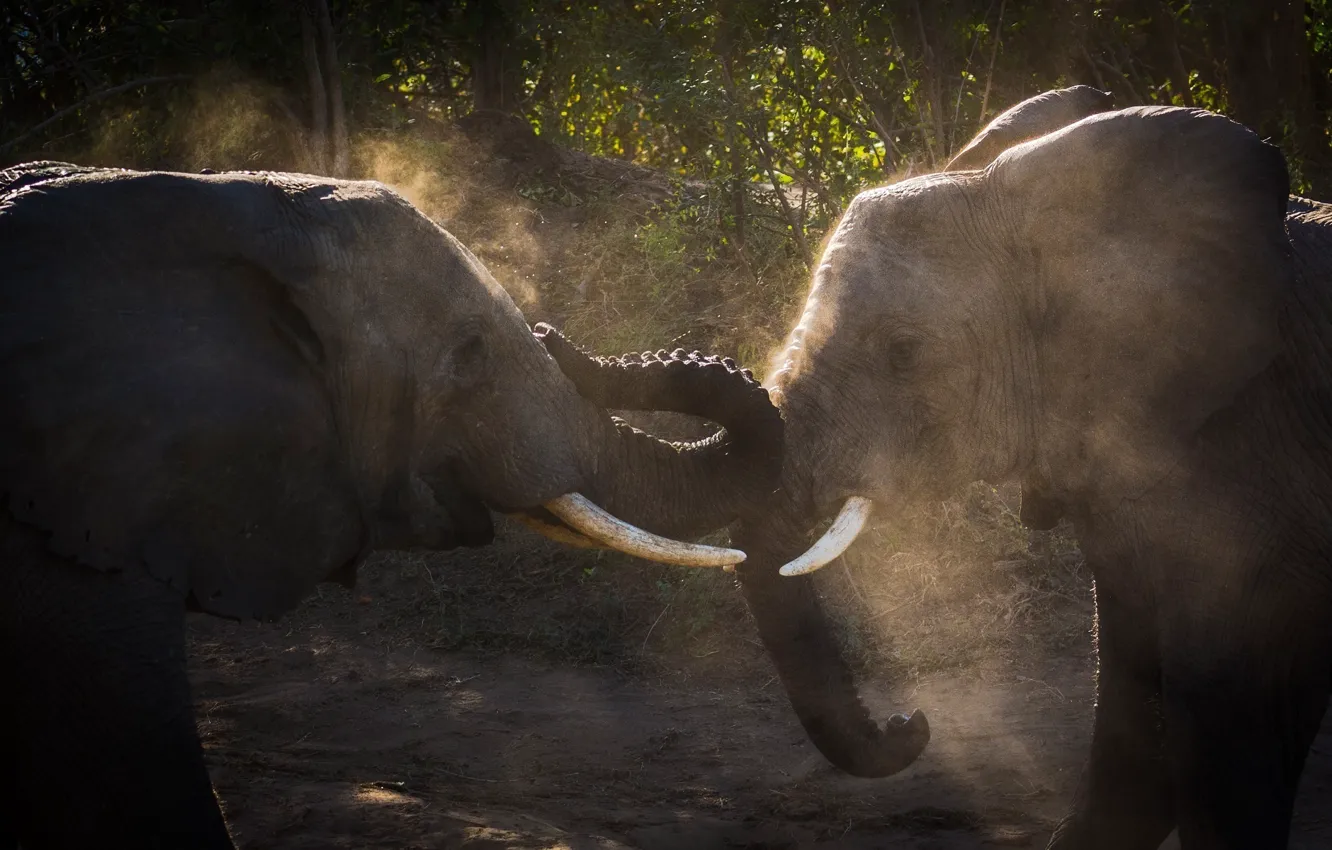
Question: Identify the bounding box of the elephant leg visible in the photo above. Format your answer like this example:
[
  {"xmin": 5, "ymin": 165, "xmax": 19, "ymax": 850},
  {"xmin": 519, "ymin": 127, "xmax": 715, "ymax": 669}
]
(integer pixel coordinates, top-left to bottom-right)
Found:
[
  {"xmin": 1, "ymin": 521, "xmax": 234, "ymax": 849},
  {"xmin": 0, "ymin": 790, "xmax": 13, "ymax": 850},
  {"xmin": 1047, "ymin": 580, "xmax": 1176, "ymax": 850},
  {"xmin": 1161, "ymin": 628, "xmax": 1330, "ymax": 849}
]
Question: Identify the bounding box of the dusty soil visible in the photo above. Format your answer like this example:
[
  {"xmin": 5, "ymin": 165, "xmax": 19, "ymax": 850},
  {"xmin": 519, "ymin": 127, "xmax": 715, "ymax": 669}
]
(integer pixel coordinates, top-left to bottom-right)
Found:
[{"xmin": 187, "ymin": 530, "xmax": 1332, "ymax": 850}]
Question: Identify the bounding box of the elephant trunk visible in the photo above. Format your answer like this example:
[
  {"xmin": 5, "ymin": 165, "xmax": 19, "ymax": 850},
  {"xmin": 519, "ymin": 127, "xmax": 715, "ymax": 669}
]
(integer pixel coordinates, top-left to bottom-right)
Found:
[
  {"xmin": 732, "ymin": 508, "xmax": 930, "ymax": 777},
  {"xmin": 534, "ymin": 323, "xmax": 782, "ymax": 539},
  {"xmin": 536, "ymin": 323, "xmax": 926, "ymax": 774}
]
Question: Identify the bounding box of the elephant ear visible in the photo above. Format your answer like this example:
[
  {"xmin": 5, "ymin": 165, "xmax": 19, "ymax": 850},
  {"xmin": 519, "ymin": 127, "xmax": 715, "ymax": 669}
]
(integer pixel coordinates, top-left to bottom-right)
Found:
[
  {"xmin": 945, "ymin": 86, "xmax": 1113, "ymax": 171},
  {"xmin": 993, "ymin": 106, "xmax": 1292, "ymax": 499},
  {"xmin": 0, "ymin": 169, "xmax": 393, "ymax": 620}
]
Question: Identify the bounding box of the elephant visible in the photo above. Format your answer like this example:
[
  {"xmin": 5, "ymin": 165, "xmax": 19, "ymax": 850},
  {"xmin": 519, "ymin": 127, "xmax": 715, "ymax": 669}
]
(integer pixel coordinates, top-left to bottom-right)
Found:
[
  {"xmin": 0, "ymin": 162, "xmax": 782, "ymax": 848},
  {"xmin": 680, "ymin": 105, "xmax": 1332, "ymax": 850}
]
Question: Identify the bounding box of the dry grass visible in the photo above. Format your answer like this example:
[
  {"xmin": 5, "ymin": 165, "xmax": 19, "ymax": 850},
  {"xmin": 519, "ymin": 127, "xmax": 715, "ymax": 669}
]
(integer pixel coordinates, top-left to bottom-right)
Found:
[
  {"xmin": 820, "ymin": 483, "xmax": 1093, "ymax": 679},
  {"xmin": 290, "ymin": 518, "xmax": 756, "ymax": 676}
]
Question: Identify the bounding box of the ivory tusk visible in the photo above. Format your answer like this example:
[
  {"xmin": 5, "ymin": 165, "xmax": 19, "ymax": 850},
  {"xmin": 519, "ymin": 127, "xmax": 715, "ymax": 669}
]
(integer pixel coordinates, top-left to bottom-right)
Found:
[
  {"xmin": 543, "ymin": 493, "xmax": 746, "ymax": 568},
  {"xmin": 779, "ymin": 496, "xmax": 873, "ymax": 577},
  {"xmin": 509, "ymin": 513, "xmax": 607, "ymax": 550}
]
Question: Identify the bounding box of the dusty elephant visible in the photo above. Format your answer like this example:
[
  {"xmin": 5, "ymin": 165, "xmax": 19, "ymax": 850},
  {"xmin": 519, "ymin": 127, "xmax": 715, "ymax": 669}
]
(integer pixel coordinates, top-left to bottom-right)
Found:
[
  {"xmin": 706, "ymin": 105, "xmax": 1331, "ymax": 850},
  {"xmin": 0, "ymin": 163, "xmax": 781, "ymax": 848},
  {"xmin": 946, "ymin": 90, "xmax": 1332, "ymax": 537}
]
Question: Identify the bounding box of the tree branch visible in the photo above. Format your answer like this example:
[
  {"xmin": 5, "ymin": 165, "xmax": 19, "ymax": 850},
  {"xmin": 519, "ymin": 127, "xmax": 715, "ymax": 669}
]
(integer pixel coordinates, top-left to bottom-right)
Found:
[
  {"xmin": 299, "ymin": 2, "xmax": 329, "ymax": 173},
  {"xmin": 313, "ymin": 0, "xmax": 349, "ymax": 176},
  {"xmin": 978, "ymin": 0, "xmax": 1006, "ymax": 124},
  {"xmin": 0, "ymin": 75, "xmax": 188, "ymax": 156}
]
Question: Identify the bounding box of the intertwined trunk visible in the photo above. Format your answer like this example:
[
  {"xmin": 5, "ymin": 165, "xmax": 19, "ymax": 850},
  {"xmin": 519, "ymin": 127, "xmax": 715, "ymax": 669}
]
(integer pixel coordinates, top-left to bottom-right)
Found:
[
  {"xmin": 540, "ymin": 323, "xmax": 929, "ymax": 776},
  {"xmin": 536, "ymin": 324, "xmax": 781, "ymax": 537}
]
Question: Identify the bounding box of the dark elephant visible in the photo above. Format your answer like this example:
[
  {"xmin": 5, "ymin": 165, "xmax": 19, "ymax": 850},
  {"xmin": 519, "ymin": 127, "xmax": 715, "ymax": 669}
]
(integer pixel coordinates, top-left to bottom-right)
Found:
[
  {"xmin": 0, "ymin": 163, "xmax": 781, "ymax": 848},
  {"xmin": 696, "ymin": 106, "xmax": 1332, "ymax": 849}
]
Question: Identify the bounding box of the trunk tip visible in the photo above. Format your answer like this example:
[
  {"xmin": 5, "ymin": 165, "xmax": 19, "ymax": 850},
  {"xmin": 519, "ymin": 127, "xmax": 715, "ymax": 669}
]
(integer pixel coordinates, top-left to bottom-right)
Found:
[{"xmin": 851, "ymin": 708, "xmax": 930, "ymax": 778}]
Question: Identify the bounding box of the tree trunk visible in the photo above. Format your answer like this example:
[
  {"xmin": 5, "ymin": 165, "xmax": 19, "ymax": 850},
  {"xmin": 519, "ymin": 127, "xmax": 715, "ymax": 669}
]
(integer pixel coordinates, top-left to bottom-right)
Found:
[
  {"xmin": 749, "ymin": 127, "xmax": 813, "ymax": 268},
  {"xmin": 910, "ymin": 0, "xmax": 948, "ymax": 165},
  {"xmin": 977, "ymin": 0, "xmax": 1007, "ymax": 123},
  {"xmin": 313, "ymin": 0, "xmax": 349, "ymax": 177},
  {"xmin": 1153, "ymin": 1, "xmax": 1194, "ymax": 107},
  {"xmin": 299, "ymin": 3, "xmax": 328, "ymax": 174},
  {"xmin": 297, "ymin": 0, "xmax": 348, "ymax": 177},
  {"xmin": 471, "ymin": 2, "xmax": 522, "ymax": 113},
  {"xmin": 1203, "ymin": 0, "xmax": 1327, "ymax": 195},
  {"xmin": 717, "ymin": 25, "xmax": 746, "ymax": 250}
]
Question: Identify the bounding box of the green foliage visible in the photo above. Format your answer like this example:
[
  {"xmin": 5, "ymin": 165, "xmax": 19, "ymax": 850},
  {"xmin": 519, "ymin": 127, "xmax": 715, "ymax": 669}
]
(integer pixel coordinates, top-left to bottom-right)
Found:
[
  {"xmin": 8, "ymin": 1, "xmax": 1331, "ymax": 239},
  {"xmin": 10, "ymin": 0, "xmax": 1328, "ymax": 389},
  {"xmin": 541, "ymin": 181, "xmax": 807, "ymax": 367}
]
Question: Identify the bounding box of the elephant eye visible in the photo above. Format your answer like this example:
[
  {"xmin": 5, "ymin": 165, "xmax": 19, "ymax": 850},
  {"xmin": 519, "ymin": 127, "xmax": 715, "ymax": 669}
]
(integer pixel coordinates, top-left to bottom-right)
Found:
[
  {"xmin": 447, "ymin": 330, "xmax": 489, "ymax": 387},
  {"xmin": 887, "ymin": 337, "xmax": 921, "ymax": 373}
]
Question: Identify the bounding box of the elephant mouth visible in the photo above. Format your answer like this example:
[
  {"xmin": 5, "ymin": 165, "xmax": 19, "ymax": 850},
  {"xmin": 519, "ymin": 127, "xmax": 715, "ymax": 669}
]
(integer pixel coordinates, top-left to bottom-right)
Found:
[
  {"xmin": 504, "ymin": 494, "xmax": 746, "ymax": 569},
  {"xmin": 375, "ymin": 473, "xmax": 495, "ymax": 551},
  {"xmin": 436, "ymin": 489, "xmax": 496, "ymax": 548}
]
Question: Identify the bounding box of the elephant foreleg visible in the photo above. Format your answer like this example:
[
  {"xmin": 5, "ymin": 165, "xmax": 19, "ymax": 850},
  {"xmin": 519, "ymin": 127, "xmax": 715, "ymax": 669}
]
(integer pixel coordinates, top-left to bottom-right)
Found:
[
  {"xmin": 1047, "ymin": 580, "xmax": 1176, "ymax": 850},
  {"xmin": 2, "ymin": 519, "xmax": 234, "ymax": 849}
]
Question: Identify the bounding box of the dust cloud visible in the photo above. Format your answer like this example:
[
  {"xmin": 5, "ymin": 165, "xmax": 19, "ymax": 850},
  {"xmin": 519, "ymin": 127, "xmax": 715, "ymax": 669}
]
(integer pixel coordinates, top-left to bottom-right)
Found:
[
  {"xmin": 71, "ymin": 69, "xmax": 552, "ymax": 312},
  {"xmin": 354, "ymin": 134, "xmax": 547, "ymax": 311}
]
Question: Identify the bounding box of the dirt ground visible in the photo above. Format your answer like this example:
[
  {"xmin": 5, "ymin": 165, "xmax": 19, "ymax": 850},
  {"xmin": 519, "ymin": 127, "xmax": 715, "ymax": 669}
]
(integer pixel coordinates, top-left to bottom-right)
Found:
[{"xmin": 189, "ymin": 531, "xmax": 1332, "ymax": 850}]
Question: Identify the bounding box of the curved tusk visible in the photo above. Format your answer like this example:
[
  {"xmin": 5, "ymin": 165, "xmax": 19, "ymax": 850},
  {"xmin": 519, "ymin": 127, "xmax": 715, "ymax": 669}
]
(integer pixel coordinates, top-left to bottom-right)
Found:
[
  {"xmin": 543, "ymin": 493, "xmax": 745, "ymax": 568},
  {"xmin": 779, "ymin": 496, "xmax": 873, "ymax": 577},
  {"xmin": 509, "ymin": 513, "xmax": 607, "ymax": 550}
]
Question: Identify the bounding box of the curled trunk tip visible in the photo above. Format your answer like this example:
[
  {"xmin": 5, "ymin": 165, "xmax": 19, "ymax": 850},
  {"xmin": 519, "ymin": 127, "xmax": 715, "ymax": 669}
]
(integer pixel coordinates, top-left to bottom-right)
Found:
[{"xmin": 735, "ymin": 509, "xmax": 931, "ymax": 779}]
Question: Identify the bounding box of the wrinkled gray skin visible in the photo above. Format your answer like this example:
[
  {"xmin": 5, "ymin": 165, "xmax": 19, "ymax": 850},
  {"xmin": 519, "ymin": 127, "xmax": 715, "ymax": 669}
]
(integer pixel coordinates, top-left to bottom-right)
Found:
[
  {"xmin": 0, "ymin": 163, "xmax": 780, "ymax": 849},
  {"xmin": 949, "ymin": 92, "xmax": 1331, "ymax": 537},
  {"xmin": 944, "ymin": 86, "xmax": 1114, "ymax": 529},
  {"xmin": 739, "ymin": 104, "xmax": 1332, "ymax": 850}
]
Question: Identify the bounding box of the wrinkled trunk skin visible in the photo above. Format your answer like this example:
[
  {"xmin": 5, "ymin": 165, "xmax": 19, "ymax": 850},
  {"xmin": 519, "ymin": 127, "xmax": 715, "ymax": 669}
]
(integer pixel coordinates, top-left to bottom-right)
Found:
[
  {"xmin": 580, "ymin": 414, "xmax": 740, "ymax": 538},
  {"xmin": 731, "ymin": 502, "xmax": 930, "ymax": 778},
  {"xmin": 729, "ymin": 375, "xmax": 929, "ymax": 778},
  {"xmin": 536, "ymin": 325, "xmax": 782, "ymax": 539}
]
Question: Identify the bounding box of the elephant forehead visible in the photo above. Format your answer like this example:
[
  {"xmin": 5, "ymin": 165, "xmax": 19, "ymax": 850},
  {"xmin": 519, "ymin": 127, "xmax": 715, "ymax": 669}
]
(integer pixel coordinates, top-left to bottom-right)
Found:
[
  {"xmin": 335, "ymin": 214, "xmax": 533, "ymax": 353},
  {"xmin": 433, "ymin": 226, "xmax": 528, "ymax": 314},
  {"xmin": 817, "ymin": 214, "xmax": 964, "ymax": 313},
  {"xmin": 853, "ymin": 171, "xmax": 969, "ymax": 217},
  {"xmin": 839, "ymin": 178, "xmax": 980, "ymax": 262},
  {"xmin": 768, "ymin": 176, "xmax": 985, "ymax": 384}
]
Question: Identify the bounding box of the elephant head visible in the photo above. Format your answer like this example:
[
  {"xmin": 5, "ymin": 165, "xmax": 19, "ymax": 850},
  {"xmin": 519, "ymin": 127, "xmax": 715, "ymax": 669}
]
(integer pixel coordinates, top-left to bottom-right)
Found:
[
  {"xmin": 721, "ymin": 106, "xmax": 1292, "ymax": 776},
  {"xmin": 0, "ymin": 164, "xmax": 782, "ymax": 621}
]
